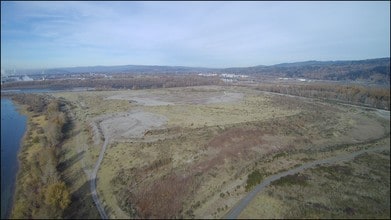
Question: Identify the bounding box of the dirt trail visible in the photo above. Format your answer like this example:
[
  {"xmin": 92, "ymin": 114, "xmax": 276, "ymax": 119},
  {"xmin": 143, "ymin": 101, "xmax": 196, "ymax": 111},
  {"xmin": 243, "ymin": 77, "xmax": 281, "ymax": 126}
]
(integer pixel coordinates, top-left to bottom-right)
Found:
[
  {"xmin": 89, "ymin": 110, "xmax": 167, "ymax": 219},
  {"xmin": 90, "ymin": 135, "xmax": 109, "ymax": 219},
  {"xmin": 106, "ymin": 90, "xmax": 243, "ymax": 106},
  {"xmin": 224, "ymin": 144, "xmax": 390, "ymax": 219}
]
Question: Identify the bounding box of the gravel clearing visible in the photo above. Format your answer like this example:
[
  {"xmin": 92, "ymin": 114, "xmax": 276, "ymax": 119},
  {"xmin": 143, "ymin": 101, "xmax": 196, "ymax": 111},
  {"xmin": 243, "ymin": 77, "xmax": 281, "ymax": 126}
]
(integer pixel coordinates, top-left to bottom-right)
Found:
[
  {"xmin": 106, "ymin": 91, "xmax": 244, "ymax": 106},
  {"xmin": 93, "ymin": 110, "xmax": 168, "ymax": 140}
]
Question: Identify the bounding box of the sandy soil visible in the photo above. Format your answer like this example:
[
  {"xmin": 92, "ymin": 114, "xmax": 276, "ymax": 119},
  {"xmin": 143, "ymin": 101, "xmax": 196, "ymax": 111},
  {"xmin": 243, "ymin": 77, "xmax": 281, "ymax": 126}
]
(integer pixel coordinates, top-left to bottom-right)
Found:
[
  {"xmin": 102, "ymin": 111, "xmax": 167, "ymax": 140},
  {"xmin": 91, "ymin": 110, "xmax": 167, "ymax": 141},
  {"xmin": 376, "ymin": 109, "xmax": 390, "ymax": 120},
  {"xmin": 106, "ymin": 89, "xmax": 243, "ymax": 106}
]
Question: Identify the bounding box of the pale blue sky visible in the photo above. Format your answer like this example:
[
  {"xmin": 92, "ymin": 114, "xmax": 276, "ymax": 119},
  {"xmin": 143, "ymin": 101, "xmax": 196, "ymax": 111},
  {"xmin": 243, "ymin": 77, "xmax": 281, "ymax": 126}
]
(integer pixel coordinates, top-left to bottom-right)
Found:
[{"xmin": 1, "ymin": 1, "xmax": 390, "ymax": 69}]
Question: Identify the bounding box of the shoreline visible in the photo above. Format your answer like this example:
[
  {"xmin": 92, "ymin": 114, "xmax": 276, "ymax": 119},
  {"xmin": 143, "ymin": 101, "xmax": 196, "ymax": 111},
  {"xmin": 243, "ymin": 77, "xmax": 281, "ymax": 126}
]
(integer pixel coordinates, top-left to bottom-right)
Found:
[
  {"xmin": 0, "ymin": 98, "xmax": 28, "ymax": 219},
  {"xmin": 7, "ymin": 99, "xmax": 31, "ymax": 218},
  {"xmin": 7, "ymin": 93, "xmax": 74, "ymax": 218}
]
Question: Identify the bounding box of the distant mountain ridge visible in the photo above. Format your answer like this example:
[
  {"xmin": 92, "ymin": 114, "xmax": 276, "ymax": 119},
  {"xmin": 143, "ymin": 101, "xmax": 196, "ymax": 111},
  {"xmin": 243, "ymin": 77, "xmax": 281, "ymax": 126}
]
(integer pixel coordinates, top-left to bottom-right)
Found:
[
  {"xmin": 4, "ymin": 57, "xmax": 390, "ymax": 84},
  {"xmin": 32, "ymin": 65, "xmax": 216, "ymax": 75},
  {"xmin": 222, "ymin": 58, "xmax": 390, "ymax": 84}
]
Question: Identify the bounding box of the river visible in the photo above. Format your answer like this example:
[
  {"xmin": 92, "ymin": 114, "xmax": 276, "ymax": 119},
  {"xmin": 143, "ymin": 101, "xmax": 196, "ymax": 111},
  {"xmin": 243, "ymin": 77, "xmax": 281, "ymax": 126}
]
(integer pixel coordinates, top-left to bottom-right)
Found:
[
  {"xmin": 1, "ymin": 98, "xmax": 27, "ymax": 219},
  {"xmin": 0, "ymin": 87, "xmax": 93, "ymax": 218}
]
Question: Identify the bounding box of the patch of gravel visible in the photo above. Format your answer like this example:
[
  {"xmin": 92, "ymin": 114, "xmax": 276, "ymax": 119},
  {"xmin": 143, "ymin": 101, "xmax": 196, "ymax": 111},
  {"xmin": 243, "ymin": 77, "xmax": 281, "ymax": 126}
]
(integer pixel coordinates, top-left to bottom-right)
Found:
[
  {"xmin": 106, "ymin": 91, "xmax": 244, "ymax": 106},
  {"xmin": 376, "ymin": 109, "xmax": 390, "ymax": 120},
  {"xmin": 95, "ymin": 110, "xmax": 168, "ymax": 140},
  {"xmin": 205, "ymin": 92, "xmax": 244, "ymax": 104},
  {"xmin": 106, "ymin": 94, "xmax": 173, "ymax": 106},
  {"xmin": 129, "ymin": 97, "xmax": 174, "ymax": 106}
]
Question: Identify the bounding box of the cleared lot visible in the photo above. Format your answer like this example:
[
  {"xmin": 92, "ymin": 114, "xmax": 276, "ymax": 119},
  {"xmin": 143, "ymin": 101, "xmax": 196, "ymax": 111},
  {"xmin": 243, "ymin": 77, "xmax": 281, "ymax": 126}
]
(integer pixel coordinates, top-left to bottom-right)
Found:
[{"xmin": 52, "ymin": 85, "xmax": 390, "ymax": 219}]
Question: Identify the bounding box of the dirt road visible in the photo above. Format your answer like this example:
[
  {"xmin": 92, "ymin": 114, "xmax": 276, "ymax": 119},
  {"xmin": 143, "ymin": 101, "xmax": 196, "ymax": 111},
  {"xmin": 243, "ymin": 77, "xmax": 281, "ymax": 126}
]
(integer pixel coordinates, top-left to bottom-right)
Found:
[
  {"xmin": 90, "ymin": 131, "xmax": 109, "ymax": 219},
  {"xmin": 89, "ymin": 110, "xmax": 167, "ymax": 219},
  {"xmin": 224, "ymin": 144, "xmax": 389, "ymax": 219}
]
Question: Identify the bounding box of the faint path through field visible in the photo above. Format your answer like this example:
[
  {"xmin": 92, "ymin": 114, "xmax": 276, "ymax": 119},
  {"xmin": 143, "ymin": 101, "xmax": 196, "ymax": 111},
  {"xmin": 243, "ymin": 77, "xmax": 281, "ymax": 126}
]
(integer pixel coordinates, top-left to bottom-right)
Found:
[
  {"xmin": 88, "ymin": 110, "xmax": 167, "ymax": 219},
  {"xmin": 90, "ymin": 131, "xmax": 109, "ymax": 219},
  {"xmin": 224, "ymin": 144, "xmax": 389, "ymax": 219}
]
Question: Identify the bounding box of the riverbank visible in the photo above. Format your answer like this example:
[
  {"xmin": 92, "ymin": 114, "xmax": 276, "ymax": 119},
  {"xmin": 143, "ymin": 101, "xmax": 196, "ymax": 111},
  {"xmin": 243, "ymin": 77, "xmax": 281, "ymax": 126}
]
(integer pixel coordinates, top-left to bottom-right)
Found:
[
  {"xmin": 0, "ymin": 98, "xmax": 27, "ymax": 219},
  {"xmin": 9, "ymin": 99, "xmax": 42, "ymax": 218},
  {"xmin": 9, "ymin": 94, "xmax": 71, "ymax": 218}
]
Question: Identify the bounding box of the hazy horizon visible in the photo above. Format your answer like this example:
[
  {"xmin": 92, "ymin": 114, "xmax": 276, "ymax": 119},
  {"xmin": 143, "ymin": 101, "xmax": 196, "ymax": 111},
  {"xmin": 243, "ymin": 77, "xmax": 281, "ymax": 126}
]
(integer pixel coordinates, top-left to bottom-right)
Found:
[
  {"xmin": 1, "ymin": 1, "xmax": 390, "ymax": 69},
  {"xmin": 1, "ymin": 57, "xmax": 390, "ymax": 73}
]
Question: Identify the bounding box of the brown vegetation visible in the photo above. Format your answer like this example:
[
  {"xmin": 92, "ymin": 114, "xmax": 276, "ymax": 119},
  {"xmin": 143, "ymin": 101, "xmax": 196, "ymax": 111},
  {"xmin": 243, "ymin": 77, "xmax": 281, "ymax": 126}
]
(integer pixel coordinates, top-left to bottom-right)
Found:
[
  {"xmin": 256, "ymin": 83, "xmax": 390, "ymax": 110},
  {"xmin": 112, "ymin": 159, "xmax": 200, "ymax": 218},
  {"xmin": 133, "ymin": 173, "xmax": 194, "ymax": 218},
  {"xmin": 2, "ymin": 74, "xmax": 221, "ymax": 90},
  {"xmin": 11, "ymin": 94, "xmax": 72, "ymax": 219},
  {"xmin": 103, "ymin": 85, "xmax": 389, "ymax": 219},
  {"xmin": 207, "ymin": 128, "xmax": 266, "ymax": 156},
  {"xmin": 8, "ymin": 83, "xmax": 387, "ymax": 219}
]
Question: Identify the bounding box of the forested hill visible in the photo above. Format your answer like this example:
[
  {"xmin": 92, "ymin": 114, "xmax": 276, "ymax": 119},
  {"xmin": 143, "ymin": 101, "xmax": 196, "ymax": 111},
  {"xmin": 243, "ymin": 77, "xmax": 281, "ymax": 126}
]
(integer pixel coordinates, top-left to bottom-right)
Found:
[{"xmin": 223, "ymin": 58, "xmax": 390, "ymax": 84}]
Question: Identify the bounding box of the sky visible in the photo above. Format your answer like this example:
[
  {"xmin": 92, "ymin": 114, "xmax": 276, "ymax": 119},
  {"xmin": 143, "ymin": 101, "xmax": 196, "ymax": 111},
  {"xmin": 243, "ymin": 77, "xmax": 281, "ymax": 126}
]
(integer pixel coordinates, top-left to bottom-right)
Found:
[{"xmin": 1, "ymin": 1, "xmax": 390, "ymax": 69}]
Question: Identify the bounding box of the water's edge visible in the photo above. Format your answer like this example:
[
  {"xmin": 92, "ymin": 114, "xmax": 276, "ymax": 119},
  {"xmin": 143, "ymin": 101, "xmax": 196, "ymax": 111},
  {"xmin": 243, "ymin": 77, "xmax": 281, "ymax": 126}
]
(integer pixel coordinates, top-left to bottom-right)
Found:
[
  {"xmin": 1, "ymin": 98, "xmax": 28, "ymax": 219},
  {"xmin": 1, "ymin": 88, "xmax": 84, "ymax": 218}
]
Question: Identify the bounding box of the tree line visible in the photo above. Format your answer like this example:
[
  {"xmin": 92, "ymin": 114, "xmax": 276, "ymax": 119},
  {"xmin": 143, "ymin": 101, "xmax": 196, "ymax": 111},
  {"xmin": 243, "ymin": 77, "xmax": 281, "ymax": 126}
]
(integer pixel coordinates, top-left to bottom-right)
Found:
[
  {"xmin": 2, "ymin": 74, "xmax": 221, "ymax": 90},
  {"xmin": 11, "ymin": 94, "xmax": 72, "ymax": 218},
  {"xmin": 256, "ymin": 83, "xmax": 390, "ymax": 110}
]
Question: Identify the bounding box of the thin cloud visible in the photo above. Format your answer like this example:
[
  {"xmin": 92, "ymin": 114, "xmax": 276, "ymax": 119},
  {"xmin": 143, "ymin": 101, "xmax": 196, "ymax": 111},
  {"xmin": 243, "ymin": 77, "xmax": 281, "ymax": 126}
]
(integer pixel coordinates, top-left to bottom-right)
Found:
[{"xmin": 1, "ymin": 1, "xmax": 389, "ymax": 69}]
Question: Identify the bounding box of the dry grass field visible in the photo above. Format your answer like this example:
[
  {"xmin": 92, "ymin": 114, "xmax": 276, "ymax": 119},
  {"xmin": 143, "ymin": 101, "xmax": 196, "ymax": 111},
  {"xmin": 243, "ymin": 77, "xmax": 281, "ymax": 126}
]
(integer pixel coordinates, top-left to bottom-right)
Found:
[
  {"xmin": 50, "ymin": 85, "xmax": 389, "ymax": 219},
  {"xmin": 239, "ymin": 138, "xmax": 390, "ymax": 219}
]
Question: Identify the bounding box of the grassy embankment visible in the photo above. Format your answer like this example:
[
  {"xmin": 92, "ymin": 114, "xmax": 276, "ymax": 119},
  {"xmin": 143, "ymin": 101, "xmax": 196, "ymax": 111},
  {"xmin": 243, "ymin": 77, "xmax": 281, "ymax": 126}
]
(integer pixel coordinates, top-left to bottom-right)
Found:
[
  {"xmin": 10, "ymin": 94, "xmax": 72, "ymax": 218},
  {"xmin": 51, "ymin": 90, "xmax": 134, "ymax": 218}
]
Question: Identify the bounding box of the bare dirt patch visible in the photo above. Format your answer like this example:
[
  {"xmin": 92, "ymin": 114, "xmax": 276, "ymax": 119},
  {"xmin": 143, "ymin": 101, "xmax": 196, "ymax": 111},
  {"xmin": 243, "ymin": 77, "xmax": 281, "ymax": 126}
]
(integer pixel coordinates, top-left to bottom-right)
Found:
[
  {"xmin": 203, "ymin": 128, "xmax": 269, "ymax": 166},
  {"xmin": 132, "ymin": 173, "xmax": 196, "ymax": 218},
  {"xmin": 92, "ymin": 110, "xmax": 167, "ymax": 141},
  {"xmin": 105, "ymin": 88, "xmax": 244, "ymax": 106},
  {"xmin": 208, "ymin": 128, "xmax": 266, "ymax": 150},
  {"xmin": 347, "ymin": 114, "xmax": 386, "ymax": 142}
]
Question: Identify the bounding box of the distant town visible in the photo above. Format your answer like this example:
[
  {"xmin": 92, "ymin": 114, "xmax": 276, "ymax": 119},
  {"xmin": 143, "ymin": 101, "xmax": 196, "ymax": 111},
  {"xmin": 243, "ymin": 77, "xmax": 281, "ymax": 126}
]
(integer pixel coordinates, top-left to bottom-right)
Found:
[{"xmin": 2, "ymin": 57, "xmax": 389, "ymax": 87}]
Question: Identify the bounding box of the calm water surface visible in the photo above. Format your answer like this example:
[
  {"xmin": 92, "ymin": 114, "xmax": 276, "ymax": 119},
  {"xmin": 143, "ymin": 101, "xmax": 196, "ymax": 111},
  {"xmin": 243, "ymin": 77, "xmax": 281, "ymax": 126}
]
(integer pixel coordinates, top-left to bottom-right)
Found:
[{"xmin": 1, "ymin": 98, "xmax": 27, "ymax": 219}]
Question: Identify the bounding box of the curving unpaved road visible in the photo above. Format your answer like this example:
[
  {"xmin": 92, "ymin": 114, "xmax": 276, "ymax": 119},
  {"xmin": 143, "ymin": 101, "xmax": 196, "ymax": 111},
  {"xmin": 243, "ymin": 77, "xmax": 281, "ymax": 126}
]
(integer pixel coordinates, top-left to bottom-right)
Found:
[
  {"xmin": 89, "ymin": 110, "xmax": 167, "ymax": 219},
  {"xmin": 90, "ymin": 131, "xmax": 109, "ymax": 219},
  {"xmin": 224, "ymin": 144, "xmax": 390, "ymax": 219}
]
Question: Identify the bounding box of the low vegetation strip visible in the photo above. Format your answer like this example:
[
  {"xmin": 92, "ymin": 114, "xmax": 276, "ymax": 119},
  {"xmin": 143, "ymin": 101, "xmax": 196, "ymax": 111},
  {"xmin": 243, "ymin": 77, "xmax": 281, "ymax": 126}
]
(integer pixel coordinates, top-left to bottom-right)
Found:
[
  {"xmin": 225, "ymin": 144, "xmax": 389, "ymax": 219},
  {"xmin": 255, "ymin": 83, "xmax": 390, "ymax": 110},
  {"xmin": 245, "ymin": 170, "xmax": 268, "ymax": 192},
  {"xmin": 10, "ymin": 94, "xmax": 72, "ymax": 218}
]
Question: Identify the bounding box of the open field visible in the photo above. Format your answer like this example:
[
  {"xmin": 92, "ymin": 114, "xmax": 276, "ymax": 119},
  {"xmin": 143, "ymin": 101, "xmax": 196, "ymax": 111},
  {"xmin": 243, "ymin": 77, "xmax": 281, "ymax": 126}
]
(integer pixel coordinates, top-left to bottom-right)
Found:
[
  {"xmin": 239, "ymin": 138, "xmax": 390, "ymax": 219},
  {"xmin": 49, "ymin": 85, "xmax": 389, "ymax": 219}
]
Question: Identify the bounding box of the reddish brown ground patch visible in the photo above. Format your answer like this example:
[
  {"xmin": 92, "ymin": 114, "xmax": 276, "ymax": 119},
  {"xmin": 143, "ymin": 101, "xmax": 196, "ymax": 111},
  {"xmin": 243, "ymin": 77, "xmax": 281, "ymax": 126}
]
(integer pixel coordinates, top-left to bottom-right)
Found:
[
  {"xmin": 191, "ymin": 128, "xmax": 268, "ymax": 174},
  {"xmin": 133, "ymin": 173, "xmax": 195, "ymax": 218},
  {"xmin": 208, "ymin": 128, "xmax": 265, "ymax": 157},
  {"xmin": 119, "ymin": 128, "xmax": 271, "ymax": 218}
]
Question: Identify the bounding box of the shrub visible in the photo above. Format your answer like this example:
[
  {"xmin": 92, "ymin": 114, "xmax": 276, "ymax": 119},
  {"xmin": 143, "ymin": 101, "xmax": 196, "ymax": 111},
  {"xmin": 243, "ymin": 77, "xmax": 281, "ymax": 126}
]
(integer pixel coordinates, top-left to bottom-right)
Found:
[
  {"xmin": 271, "ymin": 173, "xmax": 308, "ymax": 187},
  {"xmin": 45, "ymin": 181, "xmax": 71, "ymax": 210},
  {"xmin": 245, "ymin": 170, "xmax": 264, "ymax": 192}
]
